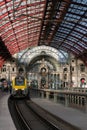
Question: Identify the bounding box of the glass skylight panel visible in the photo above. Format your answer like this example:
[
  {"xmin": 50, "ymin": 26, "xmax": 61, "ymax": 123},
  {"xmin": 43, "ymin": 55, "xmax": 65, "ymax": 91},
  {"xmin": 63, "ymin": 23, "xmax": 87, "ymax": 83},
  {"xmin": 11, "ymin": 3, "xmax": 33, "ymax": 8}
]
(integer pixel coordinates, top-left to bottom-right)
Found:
[
  {"xmin": 79, "ymin": 29, "xmax": 87, "ymax": 34},
  {"xmin": 9, "ymin": 37, "xmax": 16, "ymax": 41},
  {"xmin": 72, "ymin": 15, "xmax": 80, "ymax": 20},
  {"xmin": 65, "ymin": 41, "xmax": 74, "ymax": 46},
  {"xmin": 58, "ymin": 37, "xmax": 63, "ymax": 41},
  {"xmin": 67, "ymin": 37, "xmax": 74, "ymax": 42},
  {"xmin": 56, "ymin": 33, "xmax": 67, "ymax": 38},
  {"xmin": 78, "ymin": 42, "xmax": 87, "ymax": 48},
  {"xmin": 68, "ymin": 8, "xmax": 72, "ymax": 12},
  {"xmin": 62, "ymin": 44, "xmax": 70, "ymax": 49},
  {"xmin": 66, "ymin": 15, "xmax": 80, "ymax": 22},
  {"xmin": 71, "ymin": 32, "xmax": 83, "ymax": 38},
  {"xmin": 82, "ymin": 7, "xmax": 87, "ymax": 11},
  {"xmin": 60, "ymin": 47, "xmax": 67, "ymax": 52},
  {"xmin": 4, "ymin": 27, "xmax": 12, "ymax": 32},
  {"xmin": 17, "ymin": 34, "xmax": 27, "ymax": 39},
  {"xmin": 78, "ymin": 41, "xmax": 83, "ymax": 46},
  {"xmin": 70, "ymin": 36, "xmax": 78, "ymax": 42},
  {"xmin": 0, "ymin": 0, "xmax": 3, "ymax": 2},
  {"xmin": 69, "ymin": 8, "xmax": 85, "ymax": 15},
  {"xmin": 62, "ymin": 24, "xmax": 74, "ymax": 29},
  {"xmin": 82, "ymin": 37, "xmax": 87, "ymax": 42},
  {"xmin": 12, "ymin": 20, "xmax": 19, "ymax": 25},
  {"xmin": 18, "ymin": 37, "xmax": 28, "ymax": 42},
  {"xmin": 5, "ymin": 33, "xmax": 14, "ymax": 38},
  {"xmin": 2, "ymin": 27, "xmax": 12, "ymax": 35},
  {"xmin": 75, "ymin": 25, "xmax": 87, "ymax": 34},
  {"xmin": 62, "ymin": 21, "xmax": 75, "ymax": 27},
  {"xmin": 0, "ymin": 20, "xmax": 7, "ymax": 26},
  {"xmin": 60, "ymin": 50, "xmax": 68, "ymax": 57},
  {"xmin": 15, "ymin": 30, "xmax": 27, "ymax": 37},
  {"xmin": 0, "ymin": 18, "xmax": 6, "ymax": 25},
  {"xmin": 59, "ymin": 30, "xmax": 69, "ymax": 35},
  {"xmin": 28, "ymin": 9, "xmax": 35, "ymax": 14},
  {"xmin": 21, "ymin": 1, "xmax": 26, "ymax": 5},
  {"xmin": 81, "ymin": 21, "xmax": 87, "ymax": 26},
  {"xmin": 62, "ymin": 30, "xmax": 69, "ymax": 34},
  {"xmin": 1, "ymin": 8, "xmax": 7, "ymax": 14},
  {"xmin": 54, "ymin": 35, "xmax": 63, "ymax": 40},
  {"xmin": 70, "ymin": 4, "xmax": 74, "ymax": 8},
  {"xmin": 70, "ymin": 9, "xmax": 80, "ymax": 14},
  {"xmin": 82, "ymin": 18, "xmax": 87, "ymax": 23},
  {"xmin": 78, "ymin": 11, "xmax": 84, "ymax": 15},
  {"xmin": 58, "ymin": 27, "xmax": 71, "ymax": 32},
  {"xmin": 13, "ymin": 23, "xmax": 24, "ymax": 28},
  {"xmin": 75, "ymin": 27, "xmax": 86, "ymax": 34},
  {"xmin": 0, "ymin": 4, "xmax": 5, "ymax": 10},
  {"xmin": 74, "ymin": 45, "xmax": 82, "ymax": 51},
  {"xmin": 54, "ymin": 38, "xmax": 63, "ymax": 41},
  {"xmin": 73, "ymin": 0, "xmax": 87, "ymax": 4},
  {"xmin": 7, "ymin": 6, "xmax": 12, "ymax": 11},
  {"xmin": 58, "ymin": 27, "xmax": 68, "ymax": 32},
  {"xmin": 71, "ymin": 48, "xmax": 79, "ymax": 54}
]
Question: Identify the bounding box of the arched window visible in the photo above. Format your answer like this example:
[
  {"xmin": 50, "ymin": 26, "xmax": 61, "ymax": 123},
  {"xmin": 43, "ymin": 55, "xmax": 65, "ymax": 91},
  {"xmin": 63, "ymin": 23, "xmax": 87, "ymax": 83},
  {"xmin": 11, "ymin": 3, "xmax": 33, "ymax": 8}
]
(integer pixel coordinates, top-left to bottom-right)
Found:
[
  {"xmin": 80, "ymin": 64, "xmax": 85, "ymax": 72},
  {"xmin": 64, "ymin": 74, "xmax": 67, "ymax": 80},
  {"xmin": 63, "ymin": 67, "xmax": 68, "ymax": 72},
  {"xmin": 1, "ymin": 65, "xmax": 6, "ymax": 72}
]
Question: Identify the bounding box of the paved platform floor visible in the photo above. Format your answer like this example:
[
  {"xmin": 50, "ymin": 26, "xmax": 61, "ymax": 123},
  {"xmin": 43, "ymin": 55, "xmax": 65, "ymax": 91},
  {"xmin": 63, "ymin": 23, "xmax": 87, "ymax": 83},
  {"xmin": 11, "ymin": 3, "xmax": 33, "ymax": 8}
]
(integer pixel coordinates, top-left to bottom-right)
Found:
[
  {"xmin": 0, "ymin": 92, "xmax": 16, "ymax": 130},
  {"xmin": 31, "ymin": 97, "xmax": 87, "ymax": 130}
]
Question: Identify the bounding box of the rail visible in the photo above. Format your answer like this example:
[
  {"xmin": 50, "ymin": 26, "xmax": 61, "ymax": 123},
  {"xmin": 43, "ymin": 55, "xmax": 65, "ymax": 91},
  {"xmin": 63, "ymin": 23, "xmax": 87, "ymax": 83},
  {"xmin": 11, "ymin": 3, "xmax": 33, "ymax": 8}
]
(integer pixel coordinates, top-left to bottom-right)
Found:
[{"xmin": 8, "ymin": 97, "xmax": 60, "ymax": 130}]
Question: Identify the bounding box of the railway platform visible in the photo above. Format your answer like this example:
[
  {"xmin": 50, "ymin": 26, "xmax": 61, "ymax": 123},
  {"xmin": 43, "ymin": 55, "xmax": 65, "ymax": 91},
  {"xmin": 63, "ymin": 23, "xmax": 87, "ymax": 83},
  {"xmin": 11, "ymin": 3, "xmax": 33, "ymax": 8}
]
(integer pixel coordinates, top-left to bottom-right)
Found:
[
  {"xmin": 0, "ymin": 90, "xmax": 87, "ymax": 130},
  {"xmin": 0, "ymin": 91, "xmax": 16, "ymax": 130},
  {"xmin": 31, "ymin": 97, "xmax": 87, "ymax": 130}
]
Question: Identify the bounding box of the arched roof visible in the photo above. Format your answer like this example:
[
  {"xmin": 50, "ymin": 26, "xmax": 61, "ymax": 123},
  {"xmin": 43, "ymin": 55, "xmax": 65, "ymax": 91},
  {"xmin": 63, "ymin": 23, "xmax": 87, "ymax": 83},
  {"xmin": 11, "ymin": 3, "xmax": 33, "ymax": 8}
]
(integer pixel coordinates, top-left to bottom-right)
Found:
[
  {"xmin": 18, "ymin": 45, "xmax": 68, "ymax": 64},
  {"xmin": 0, "ymin": 0, "xmax": 87, "ymax": 66}
]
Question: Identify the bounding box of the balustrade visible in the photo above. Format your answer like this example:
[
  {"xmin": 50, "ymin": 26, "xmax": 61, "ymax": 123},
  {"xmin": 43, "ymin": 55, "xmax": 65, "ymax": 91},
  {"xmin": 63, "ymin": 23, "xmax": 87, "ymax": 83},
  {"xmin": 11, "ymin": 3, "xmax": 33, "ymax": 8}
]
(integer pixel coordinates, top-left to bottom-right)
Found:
[{"xmin": 31, "ymin": 88, "xmax": 87, "ymax": 112}]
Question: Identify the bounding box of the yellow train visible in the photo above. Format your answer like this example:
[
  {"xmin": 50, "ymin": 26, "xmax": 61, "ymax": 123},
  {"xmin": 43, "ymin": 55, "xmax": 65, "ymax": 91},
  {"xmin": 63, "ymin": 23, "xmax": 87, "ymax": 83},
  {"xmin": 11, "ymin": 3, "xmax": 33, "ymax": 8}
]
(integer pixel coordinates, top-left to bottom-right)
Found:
[{"xmin": 11, "ymin": 76, "xmax": 30, "ymax": 98}]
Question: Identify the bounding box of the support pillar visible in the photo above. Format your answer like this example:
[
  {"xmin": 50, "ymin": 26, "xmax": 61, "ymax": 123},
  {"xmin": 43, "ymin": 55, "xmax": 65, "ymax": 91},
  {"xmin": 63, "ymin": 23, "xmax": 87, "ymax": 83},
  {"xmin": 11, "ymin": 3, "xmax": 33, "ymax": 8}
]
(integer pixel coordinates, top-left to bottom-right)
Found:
[
  {"xmin": 85, "ymin": 97, "xmax": 87, "ymax": 112},
  {"xmin": 41, "ymin": 91, "xmax": 44, "ymax": 99},
  {"xmin": 65, "ymin": 95, "xmax": 69, "ymax": 107},
  {"xmin": 54, "ymin": 93, "xmax": 57, "ymax": 103},
  {"xmin": 46, "ymin": 91, "xmax": 49, "ymax": 100}
]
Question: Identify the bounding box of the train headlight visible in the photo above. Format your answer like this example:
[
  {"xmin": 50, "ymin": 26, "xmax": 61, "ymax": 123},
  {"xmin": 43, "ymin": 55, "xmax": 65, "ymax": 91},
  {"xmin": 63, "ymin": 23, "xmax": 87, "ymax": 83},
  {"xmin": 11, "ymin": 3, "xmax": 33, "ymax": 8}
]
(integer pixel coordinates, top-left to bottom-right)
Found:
[
  {"xmin": 15, "ymin": 88, "xmax": 18, "ymax": 91},
  {"xmin": 22, "ymin": 88, "xmax": 24, "ymax": 90}
]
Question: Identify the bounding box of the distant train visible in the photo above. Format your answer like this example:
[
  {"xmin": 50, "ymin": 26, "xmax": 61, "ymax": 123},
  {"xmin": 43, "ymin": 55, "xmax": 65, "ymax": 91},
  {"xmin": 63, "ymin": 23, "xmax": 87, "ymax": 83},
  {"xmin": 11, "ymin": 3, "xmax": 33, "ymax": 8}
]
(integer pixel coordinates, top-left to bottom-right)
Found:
[
  {"xmin": 11, "ymin": 76, "xmax": 30, "ymax": 98},
  {"xmin": 1, "ymin": 79, "xmax": 9, "ymax": 92}
]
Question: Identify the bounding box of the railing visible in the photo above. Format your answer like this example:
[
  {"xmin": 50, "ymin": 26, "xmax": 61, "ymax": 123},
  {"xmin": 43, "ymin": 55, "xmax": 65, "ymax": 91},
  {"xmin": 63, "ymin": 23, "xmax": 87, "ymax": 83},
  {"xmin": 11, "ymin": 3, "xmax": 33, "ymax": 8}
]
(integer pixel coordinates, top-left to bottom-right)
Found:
[{"xmin": 31, "ymin": 88, "xmax": 87, "ymax": 112}]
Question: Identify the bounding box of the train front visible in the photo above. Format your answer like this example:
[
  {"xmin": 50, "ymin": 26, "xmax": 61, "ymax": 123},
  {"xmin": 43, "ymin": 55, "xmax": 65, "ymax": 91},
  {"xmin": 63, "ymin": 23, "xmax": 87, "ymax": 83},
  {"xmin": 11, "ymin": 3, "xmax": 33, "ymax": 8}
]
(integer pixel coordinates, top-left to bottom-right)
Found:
[{"xmin": 11, "ymin": 76, "xmax": 29, "ymax": 98}]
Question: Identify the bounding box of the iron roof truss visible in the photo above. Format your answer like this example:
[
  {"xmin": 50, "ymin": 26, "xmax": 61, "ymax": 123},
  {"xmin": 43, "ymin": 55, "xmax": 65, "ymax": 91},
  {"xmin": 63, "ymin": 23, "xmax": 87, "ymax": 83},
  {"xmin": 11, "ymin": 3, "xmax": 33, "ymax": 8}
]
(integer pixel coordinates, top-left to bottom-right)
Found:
[{"xmin": 0, "ymin": 0, "xmax": 87, "ymax": 66}]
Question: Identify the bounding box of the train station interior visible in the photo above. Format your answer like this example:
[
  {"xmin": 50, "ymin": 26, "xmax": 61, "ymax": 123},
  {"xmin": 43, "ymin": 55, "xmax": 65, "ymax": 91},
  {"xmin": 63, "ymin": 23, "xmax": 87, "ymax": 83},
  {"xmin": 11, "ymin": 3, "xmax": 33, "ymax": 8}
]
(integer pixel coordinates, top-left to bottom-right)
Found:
[{"xmin": 0, "ymin": 0, "xmax": 87, "ymax": 130}]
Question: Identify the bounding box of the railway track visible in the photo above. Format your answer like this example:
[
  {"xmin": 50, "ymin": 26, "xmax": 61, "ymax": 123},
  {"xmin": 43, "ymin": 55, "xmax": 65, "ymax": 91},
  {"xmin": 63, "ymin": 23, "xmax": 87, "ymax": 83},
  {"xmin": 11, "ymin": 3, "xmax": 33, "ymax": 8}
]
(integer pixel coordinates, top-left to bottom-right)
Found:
[
  {"xmin": 8, "ymin": 96, "xmax": 59, "ymax": 130},
  {"xmin": 8, "ymin": 96, "xmax": 80, "ymax": 130}
]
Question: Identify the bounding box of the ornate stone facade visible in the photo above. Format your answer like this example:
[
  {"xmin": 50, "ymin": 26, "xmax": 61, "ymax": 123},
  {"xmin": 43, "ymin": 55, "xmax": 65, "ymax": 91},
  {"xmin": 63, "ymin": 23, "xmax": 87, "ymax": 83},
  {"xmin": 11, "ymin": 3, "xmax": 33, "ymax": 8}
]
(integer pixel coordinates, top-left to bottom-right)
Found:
[
  {"xmin": 0, "ymin": 55, "xmax": 87, "ymax": 88},
  {"xmin": 0, "ymin": 60, "xmax": 17, "ymax": 81}
]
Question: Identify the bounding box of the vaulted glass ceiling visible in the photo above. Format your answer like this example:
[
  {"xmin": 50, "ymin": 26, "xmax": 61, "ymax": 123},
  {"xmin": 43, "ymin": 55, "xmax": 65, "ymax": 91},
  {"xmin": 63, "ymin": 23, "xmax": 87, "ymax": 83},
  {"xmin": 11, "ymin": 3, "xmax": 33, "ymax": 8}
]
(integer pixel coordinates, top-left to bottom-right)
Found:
[
  {"xmin": 0, "ymin": 0, "xmax": 87, "ymax": 67},
  {"xmin": 51, "ymin": 0, "xmax": 87, "ymax": 56}
]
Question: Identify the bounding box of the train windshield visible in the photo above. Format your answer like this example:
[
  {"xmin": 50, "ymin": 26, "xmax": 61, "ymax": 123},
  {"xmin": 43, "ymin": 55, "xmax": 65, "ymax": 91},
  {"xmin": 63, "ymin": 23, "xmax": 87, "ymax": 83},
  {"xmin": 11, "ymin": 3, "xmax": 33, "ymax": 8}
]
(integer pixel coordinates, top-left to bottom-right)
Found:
[{"xmin": 15, "ymin": 77, "xmax": 25, "ymax": 86}]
